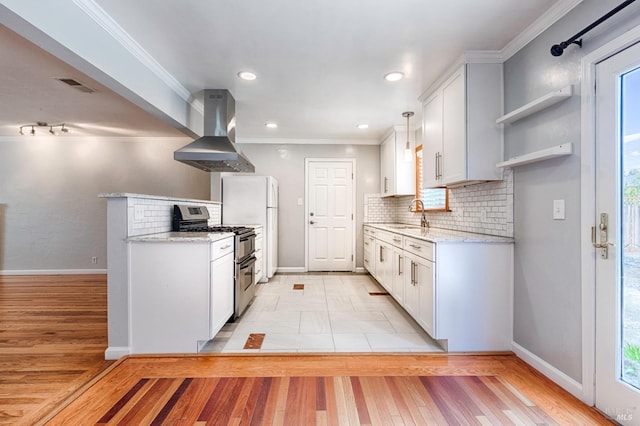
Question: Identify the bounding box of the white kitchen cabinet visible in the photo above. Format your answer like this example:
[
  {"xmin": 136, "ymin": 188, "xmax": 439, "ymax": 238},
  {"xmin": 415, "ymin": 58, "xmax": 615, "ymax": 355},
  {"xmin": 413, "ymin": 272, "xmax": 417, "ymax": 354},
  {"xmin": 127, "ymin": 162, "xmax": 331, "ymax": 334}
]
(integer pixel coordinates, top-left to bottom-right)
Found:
[
  {"xmin": 253, "ymin": 226, "xmax": 264, "ymax": 284},
  {"xmin": 391, "ymin": 243, "xmax": 404, "ymax": 304},
  {"xmin": 403, "ymin": 238, "xmax": 435, "ymax": 337},
  {"xmin": 364, "ymin": 224, "xmax": 512, "ymax": 352},
  {"xmin": 363, "ymin": 226, "xmax": 376, "ymax": 276},
  {"xmin": 421, "ymin": 62, "xmax": 503, "ymax": 188},
  {"xmin": 210, "ymin": 239, "xmax": 234, "ymax": 335},
  {"xmin": 129, "ymin": 236, "xmax": 234, "ymax": 354},
  {"xmin": 380, "ymin": 127, "xmax": 416, "ymax": 196},
  {"xmin": 374, "ymin": 239, "xmax": 393, "ymax": 292}
]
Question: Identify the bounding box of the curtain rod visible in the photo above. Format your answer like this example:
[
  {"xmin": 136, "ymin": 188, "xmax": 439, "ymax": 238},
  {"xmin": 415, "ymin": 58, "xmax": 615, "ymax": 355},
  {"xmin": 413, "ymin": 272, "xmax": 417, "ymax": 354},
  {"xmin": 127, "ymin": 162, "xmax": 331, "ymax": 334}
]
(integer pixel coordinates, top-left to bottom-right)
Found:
[{"xmin": 551, "ymin": 0, "xmax": 637, "ymax": 56}]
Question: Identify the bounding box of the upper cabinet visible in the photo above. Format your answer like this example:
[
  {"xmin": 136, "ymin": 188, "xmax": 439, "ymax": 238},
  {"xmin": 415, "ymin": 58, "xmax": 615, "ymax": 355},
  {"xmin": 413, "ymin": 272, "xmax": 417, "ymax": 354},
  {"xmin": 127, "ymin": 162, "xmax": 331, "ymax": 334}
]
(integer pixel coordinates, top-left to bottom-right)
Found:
[
  {"xmin": 380, "ymin": 127, "xmax": 416, "ymax": 197},
  {"xmin": 420, "ymin": 60, "xmax": 503, "ymax": 188}
]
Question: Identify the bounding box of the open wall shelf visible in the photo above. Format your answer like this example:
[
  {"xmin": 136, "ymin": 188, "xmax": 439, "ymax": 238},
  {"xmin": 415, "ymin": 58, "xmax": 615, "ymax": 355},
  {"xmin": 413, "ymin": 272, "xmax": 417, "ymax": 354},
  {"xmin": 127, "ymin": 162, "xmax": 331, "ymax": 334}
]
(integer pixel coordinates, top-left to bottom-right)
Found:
[
  {"xmin": 496, "ymin": 143, "xmax": 573, "ymax": 168},
  {"xmin": 496, "ymin": 85, "xmax": 573, "ymax": 125}
]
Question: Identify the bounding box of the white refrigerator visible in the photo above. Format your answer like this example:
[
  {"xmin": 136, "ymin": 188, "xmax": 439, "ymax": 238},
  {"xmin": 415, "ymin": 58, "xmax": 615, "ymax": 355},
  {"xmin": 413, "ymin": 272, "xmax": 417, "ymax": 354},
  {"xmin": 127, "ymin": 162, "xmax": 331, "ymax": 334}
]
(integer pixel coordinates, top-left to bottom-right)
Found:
[{"xmin": 222, "ymin": 175, "xmax": 278, "ymax": 280}]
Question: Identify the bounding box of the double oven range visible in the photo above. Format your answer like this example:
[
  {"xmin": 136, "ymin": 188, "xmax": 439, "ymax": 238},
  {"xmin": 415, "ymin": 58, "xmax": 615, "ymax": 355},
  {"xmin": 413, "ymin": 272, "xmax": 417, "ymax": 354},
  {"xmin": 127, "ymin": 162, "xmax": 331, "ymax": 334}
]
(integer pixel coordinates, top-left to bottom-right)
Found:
[{"xmin": 173, "ymin": 204, "xmax": 257, "ymax": 318}]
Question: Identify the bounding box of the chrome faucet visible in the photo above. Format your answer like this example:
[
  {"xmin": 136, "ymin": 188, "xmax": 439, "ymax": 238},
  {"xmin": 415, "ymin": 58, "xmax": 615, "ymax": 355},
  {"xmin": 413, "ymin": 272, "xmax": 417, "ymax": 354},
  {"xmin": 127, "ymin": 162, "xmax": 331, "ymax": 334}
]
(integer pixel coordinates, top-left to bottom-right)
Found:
[{"xmin": 409, "ymin": 198, "xmax": 429, "ymax": 229}]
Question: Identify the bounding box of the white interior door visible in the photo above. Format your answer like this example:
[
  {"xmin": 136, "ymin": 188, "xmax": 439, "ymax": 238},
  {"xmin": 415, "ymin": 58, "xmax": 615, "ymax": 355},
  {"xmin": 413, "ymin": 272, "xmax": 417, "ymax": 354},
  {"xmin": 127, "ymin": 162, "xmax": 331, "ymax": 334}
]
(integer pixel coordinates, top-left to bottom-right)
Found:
[
  {"xmin": 306, "ymin": 159, "xmax": 355, "ymax": 271},
  {"xmin": 595, "ymin": 41, "xmax": 640, "ymax": 424}
]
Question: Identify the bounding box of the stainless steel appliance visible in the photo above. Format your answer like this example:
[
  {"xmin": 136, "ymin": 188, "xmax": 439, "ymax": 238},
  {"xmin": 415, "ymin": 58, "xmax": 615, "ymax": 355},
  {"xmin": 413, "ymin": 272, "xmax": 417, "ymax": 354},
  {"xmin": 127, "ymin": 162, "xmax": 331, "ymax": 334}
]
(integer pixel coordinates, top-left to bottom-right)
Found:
[
  {"xmin": 173, "ymin": 204, "xmax": 256, "ymax": 318},
  {"xmin": 174, "ymin": 90, "xmax": 255, "ymax": 173}
]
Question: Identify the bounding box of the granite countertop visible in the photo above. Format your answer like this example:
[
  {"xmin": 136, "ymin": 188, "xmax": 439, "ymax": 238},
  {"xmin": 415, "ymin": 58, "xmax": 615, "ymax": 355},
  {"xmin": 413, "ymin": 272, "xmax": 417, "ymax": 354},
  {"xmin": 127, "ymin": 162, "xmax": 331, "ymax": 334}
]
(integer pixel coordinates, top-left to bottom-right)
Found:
[
  {"xmin": 366, "ymin": 223, "xmax": 514, "ymax": 243},
  {"xmin": 128, "ymin": 231, "xmax": 235, "ymax": 243},
  {"xmin": 99, "ymin": 192, "xmax": 221, "ymax": 205}
]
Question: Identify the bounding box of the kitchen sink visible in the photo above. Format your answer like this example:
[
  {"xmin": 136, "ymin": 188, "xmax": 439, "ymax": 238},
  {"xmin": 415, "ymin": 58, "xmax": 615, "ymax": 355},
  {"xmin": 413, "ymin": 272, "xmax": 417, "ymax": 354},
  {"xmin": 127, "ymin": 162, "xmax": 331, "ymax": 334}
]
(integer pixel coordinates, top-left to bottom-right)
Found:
[{"xmin": 386, "ymin": 224, "xmax": 421, "ymax": 230}]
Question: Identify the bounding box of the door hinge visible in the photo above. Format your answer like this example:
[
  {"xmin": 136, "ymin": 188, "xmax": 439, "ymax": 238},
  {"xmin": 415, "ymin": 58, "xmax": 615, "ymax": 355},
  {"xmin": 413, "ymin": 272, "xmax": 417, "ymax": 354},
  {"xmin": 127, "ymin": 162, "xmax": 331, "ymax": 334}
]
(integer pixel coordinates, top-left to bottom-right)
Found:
[
  {"xmin": 351, "ymin": 213, "xmax": 354, "ymax": 220},
  {"xmin": 351, "ymin": 254, "xmax": 354, "ymax": 261},
  {"xmin": 352, "ymin": 173, "xmax": 354, "ymax": 179}
]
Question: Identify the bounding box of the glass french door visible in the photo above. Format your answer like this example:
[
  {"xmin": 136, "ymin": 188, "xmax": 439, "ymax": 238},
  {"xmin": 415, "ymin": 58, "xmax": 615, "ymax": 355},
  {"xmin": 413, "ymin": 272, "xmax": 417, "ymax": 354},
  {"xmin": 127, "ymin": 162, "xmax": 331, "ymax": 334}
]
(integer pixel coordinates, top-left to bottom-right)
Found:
[{"xmin": 595, "ymin": 41, "xmax": 640, "ymax": 424}]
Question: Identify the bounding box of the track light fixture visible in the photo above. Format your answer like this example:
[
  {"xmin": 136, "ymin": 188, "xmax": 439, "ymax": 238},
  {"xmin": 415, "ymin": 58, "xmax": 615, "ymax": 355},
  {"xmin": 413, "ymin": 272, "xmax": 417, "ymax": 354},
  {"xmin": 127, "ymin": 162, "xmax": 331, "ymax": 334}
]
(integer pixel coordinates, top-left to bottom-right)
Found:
[{"xmin": 19, "ymin": 122, "xmax": 70, "ymax": 136}]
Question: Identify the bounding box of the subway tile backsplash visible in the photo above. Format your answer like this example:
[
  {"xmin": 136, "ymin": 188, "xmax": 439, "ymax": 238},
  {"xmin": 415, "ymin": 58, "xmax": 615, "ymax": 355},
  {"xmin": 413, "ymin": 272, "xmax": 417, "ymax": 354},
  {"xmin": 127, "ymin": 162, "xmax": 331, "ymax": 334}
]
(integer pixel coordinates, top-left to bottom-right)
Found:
[
  {"xmin": 364, "ymin": 169, "xmax": 513, "ymax": 238},
  {"xmin": 127, "ymin": 197, "xmax": 222, "ymax": 237}
]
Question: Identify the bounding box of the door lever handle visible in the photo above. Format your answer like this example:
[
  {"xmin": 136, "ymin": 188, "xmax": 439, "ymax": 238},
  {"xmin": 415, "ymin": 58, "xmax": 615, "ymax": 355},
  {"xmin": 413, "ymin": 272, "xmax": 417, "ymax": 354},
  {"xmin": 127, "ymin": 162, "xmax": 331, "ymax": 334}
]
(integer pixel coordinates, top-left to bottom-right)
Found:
[{"xmin": 309, "ymin": 220, "xmax": 315, "ymax": 224}]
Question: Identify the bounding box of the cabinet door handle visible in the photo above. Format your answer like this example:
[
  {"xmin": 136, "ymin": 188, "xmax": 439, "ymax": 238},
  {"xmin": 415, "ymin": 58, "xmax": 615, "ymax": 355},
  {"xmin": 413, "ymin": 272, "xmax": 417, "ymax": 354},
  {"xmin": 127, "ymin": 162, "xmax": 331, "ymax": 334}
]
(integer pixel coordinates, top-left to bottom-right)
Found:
[
  {"xmin": 379, "ymin": 246, "xmax": 384, "ymax": 262},
  {"xmin": 434, "ymin": 154, "xmax": 438, "ymax": 180},
  {"xmin": 410, "ymin": 261, "xmax": 415, "ymax": 285},
  {"xmin": 398, "ymin": 256, "xmax": 402, "ymax": 275},
  {"xmin": 384, "ymin": 177, "xmax": 388, "ymax": 193}
]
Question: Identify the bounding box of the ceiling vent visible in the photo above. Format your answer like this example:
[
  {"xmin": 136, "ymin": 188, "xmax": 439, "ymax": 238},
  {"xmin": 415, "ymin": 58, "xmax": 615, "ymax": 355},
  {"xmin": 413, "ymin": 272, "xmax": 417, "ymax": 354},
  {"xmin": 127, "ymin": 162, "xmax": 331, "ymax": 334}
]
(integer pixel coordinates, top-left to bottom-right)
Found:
[{"xmin": 55, "ymin": 78, "xmax": 96, "ymax": 93}]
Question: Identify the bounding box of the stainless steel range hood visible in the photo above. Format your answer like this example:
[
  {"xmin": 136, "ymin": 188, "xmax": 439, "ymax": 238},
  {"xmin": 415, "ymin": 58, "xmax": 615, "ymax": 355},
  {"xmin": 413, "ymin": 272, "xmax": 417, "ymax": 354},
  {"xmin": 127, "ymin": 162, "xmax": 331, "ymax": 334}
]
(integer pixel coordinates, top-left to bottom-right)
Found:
[{"xmin": 174, "ymin": 89, "xmax": 255, "ymax": 172}]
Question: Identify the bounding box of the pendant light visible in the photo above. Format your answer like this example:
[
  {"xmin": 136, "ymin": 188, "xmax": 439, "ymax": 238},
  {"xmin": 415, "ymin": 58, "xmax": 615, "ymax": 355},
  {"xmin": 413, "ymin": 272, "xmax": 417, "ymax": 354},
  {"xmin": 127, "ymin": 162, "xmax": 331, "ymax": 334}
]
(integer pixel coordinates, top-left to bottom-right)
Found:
[{"xmin": 402, "ymin": 111, "xmax": 414, "ymax": 161}]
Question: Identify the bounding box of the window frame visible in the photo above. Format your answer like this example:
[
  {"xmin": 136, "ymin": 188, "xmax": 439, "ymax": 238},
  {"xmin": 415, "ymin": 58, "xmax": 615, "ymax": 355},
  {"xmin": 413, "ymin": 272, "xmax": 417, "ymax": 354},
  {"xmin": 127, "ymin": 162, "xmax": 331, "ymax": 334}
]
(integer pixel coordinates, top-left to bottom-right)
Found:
[{"xmin": 413, "ymin": 144, "xmax": 450, "ymax": 213}]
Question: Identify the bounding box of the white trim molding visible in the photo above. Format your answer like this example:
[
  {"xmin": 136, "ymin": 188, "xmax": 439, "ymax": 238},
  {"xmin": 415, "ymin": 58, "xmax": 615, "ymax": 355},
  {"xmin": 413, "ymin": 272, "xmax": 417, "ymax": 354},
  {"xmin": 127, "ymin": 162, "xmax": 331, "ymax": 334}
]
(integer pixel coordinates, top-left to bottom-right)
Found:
[
  {"xmin": 72, "ymin": 0, "xmax": 204, "ymax": 115},
  {"xmin": 273, "ymin": 267, "xmax": 306, "ymax": 274},
  {"xmin": 580, "ymin": 23, "xmax": 640, "ymax": 407},
  {"xmin": 104, "ymin": 346, "xmax": 130, "ymax": 360},
  {"xmin": 501, "ymin": 0, "xmax": 585, "ymax": 61},
  {"xmin": 512, "ymin": 342, "xmax": 584, "ymax": 402}
]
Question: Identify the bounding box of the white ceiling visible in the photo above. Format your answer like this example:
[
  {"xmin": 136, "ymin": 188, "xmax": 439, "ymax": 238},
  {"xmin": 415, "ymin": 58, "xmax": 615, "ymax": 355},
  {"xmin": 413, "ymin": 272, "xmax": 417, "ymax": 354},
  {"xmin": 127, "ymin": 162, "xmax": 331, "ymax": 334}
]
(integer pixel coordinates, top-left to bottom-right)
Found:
[{"xmin": 0, "ymin": 0, "xmax": 565, "ymax": 141}]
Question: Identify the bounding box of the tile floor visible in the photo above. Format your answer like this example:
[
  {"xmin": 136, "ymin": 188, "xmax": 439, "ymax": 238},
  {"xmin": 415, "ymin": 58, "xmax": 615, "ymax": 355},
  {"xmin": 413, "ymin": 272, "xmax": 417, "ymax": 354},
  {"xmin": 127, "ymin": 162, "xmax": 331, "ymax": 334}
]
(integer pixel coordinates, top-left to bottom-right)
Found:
[{"xmin": 201, "ymin": 273, "xmax": 444, "ymax": 353}]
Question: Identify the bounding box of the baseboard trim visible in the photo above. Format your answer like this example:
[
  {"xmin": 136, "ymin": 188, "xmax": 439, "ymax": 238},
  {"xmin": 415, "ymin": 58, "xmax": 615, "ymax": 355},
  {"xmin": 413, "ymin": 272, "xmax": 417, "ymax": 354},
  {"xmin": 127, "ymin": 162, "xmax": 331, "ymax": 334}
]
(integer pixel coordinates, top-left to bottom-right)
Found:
[
  {"xmin": 275, "ymin": 267, "xmax": 306, "ymax": 274},
  {"xmin": 105, "ymin": 346, "xmax": 130, "ymax": 360},
  {"xmin": 512, "ymin": 341, "xmax": 586, "ymax": 403},
  {"xmin": 0, "ymin": 269, "xmax": 107, "ymax": 276}
]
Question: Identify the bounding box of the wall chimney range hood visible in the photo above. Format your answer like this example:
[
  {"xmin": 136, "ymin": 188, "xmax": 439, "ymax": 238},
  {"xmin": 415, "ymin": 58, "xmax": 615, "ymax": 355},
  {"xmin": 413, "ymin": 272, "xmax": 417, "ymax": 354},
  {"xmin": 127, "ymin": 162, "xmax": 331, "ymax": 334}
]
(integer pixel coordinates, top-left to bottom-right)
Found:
[{"xmin": 174, "ymin": 89, "xmax": 255, "ymax": 173}]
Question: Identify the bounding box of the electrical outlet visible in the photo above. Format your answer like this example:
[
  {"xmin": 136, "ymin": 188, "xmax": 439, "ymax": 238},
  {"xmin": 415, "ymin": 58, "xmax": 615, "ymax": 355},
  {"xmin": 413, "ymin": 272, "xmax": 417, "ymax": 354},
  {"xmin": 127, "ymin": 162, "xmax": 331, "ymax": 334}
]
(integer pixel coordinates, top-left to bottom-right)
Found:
[
  {"xmin": 134, "ymin": 205, "xmax": 145, "ymax": 221},
  {"xmin": 91, "ymin": 256, "xmax": 97, "ymax": 264}
]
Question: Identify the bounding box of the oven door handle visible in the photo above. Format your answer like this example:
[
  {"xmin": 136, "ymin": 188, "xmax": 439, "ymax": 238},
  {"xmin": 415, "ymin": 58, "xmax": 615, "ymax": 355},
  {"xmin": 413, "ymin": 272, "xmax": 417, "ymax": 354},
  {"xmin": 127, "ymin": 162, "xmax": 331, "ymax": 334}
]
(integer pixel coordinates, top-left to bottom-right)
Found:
[
  {"xmin": 239, "ymin": 255, "xmax": 257, "ymax": 269},
  {"xmin": 239, "ymin": 233, "xmax": 256, "ymax": 242}
]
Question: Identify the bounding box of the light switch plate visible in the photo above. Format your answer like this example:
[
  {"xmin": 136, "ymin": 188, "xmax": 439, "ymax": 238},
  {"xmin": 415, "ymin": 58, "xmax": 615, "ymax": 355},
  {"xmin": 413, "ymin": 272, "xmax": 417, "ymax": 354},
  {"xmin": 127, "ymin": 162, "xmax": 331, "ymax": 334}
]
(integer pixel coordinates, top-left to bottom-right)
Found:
[
  {"xmin": 297, "ymin": 198, "xmax": 303, "ymax": 206},
  {"xmin": 553, "ymin": 199, "xmax": 565, "ymax": 220}
]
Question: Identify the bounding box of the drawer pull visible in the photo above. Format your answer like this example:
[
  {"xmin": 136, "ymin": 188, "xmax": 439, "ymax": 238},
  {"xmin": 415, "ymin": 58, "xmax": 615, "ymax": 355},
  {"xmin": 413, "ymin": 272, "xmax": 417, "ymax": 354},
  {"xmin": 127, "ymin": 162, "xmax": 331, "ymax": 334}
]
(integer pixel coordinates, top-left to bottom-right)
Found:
[
  {"xmin": 409, "ymin": 244, "xmax": 422, "ymax": 250},
  {"xmin": 220, "ymin": 244, "xmax": 231, "ymax": 250},
  {"xmin": 393, "ymin": 238, "xmax": 401, "ymax": 243}
]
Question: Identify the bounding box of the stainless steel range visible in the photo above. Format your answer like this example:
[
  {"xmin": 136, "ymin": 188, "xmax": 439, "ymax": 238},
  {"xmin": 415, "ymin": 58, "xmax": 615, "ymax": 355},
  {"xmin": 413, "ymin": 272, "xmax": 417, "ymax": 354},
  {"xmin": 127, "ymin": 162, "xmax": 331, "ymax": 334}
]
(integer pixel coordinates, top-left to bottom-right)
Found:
[{"xmin": 173, "ymin": 204, "xmax": 257, "ymax": 318}]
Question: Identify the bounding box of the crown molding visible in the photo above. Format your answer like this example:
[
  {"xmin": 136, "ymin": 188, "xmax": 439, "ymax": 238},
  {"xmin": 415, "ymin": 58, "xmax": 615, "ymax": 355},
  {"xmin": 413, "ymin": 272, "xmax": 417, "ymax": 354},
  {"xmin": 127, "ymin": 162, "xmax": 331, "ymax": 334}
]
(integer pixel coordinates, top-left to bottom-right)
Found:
[
  {"xmin": 237, "ymin": 137, "xmax": 380, "ymax": 145},
  {"xmin": 500, "ymin": 0, "xmax": 584, "ymax": 61},
  {"xmin": 72, "ymin": 0, "xmax": 203, "ymax": 115}
]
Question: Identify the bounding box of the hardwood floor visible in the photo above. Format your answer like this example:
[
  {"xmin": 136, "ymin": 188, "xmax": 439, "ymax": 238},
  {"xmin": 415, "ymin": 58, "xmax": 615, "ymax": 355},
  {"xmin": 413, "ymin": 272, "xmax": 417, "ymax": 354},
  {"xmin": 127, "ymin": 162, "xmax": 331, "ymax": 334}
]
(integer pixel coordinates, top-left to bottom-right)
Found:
[
  {"xmin": 0, "ymin": 275, "xmax": 613, "ymax": 425},
  {"xmin": 45, "ymin": 354, "xmax": 612, "ymax": 425},
  {"xmin": 0, "ymin": 275, "xmax": 111, "ymax": 425}
]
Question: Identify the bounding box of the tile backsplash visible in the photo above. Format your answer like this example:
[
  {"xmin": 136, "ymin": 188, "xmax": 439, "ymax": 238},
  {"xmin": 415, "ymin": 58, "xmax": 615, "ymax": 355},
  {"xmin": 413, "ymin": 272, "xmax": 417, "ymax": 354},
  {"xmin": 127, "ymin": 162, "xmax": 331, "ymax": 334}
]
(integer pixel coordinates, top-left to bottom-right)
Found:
[
  {"xmin": 364, "ymin": 169, "xmax": 513, "ymax": 238},
  {"xmin": 127, "ymin": 197, "xmax": 222, "ymax": 236}
]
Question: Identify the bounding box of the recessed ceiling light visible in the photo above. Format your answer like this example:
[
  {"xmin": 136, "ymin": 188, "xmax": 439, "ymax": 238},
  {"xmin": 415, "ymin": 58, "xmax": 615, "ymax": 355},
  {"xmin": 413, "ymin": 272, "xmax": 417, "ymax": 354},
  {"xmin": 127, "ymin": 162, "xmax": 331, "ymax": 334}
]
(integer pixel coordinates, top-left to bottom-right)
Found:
[
  {"xmin": 265, "ymin": 122, "xmax": 278, "ymax": 129},
  {"xmin": 238, "ymin": 71, "xmax": 257, "ymax": 81},
  {"xmin": 357, "ymin": 124, "xmax": 369, "ymax": 129},
  {"xmin": 384, "ymin": 71, "xmax": 404, "ymax": 82}
]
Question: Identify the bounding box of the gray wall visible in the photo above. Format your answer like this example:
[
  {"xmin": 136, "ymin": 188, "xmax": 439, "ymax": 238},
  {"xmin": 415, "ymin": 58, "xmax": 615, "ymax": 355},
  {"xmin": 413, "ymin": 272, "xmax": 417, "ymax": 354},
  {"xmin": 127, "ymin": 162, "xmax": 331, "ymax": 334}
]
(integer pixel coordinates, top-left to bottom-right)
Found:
[
  {"xmin": 237, "ymin": 143, "xmax": 380, "ymax": 269},
  {"xmin": 0, "ymin": 136, "xmax": 209, "ymax": 272},
  {"xmin": 505, "ymin": 0, "xmax": 640, "ymax": 382}
]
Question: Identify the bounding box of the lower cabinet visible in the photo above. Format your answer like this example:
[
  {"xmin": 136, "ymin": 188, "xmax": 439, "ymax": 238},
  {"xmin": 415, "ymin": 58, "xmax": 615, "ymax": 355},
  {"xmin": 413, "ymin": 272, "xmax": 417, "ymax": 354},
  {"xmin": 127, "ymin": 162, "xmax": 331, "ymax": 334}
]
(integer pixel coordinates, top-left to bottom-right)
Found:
[
  {"xmin": 374, "ymin": 239, "xmax": 393, "ymax": 293},
  {"xmin": 363, "ymin": 225, "xmax": 512, "ymax": 352},
  {"xmin": 210, "ymin": 250, "xmax": 234, "ymax": 336},
  {"xmin": 129, "ymin": 237, "xmax": 234, "ymax": 354},
  {"xmin": 363, "ymin": 232, "xmax": 376, "ymax": 276},
  {"xmin": 391, "ymin": 246, "xmax": 404, "ymax": 304},
  {"xmin": 404, "ymin": 252, "xmax": 434, "ymax": 337}
]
